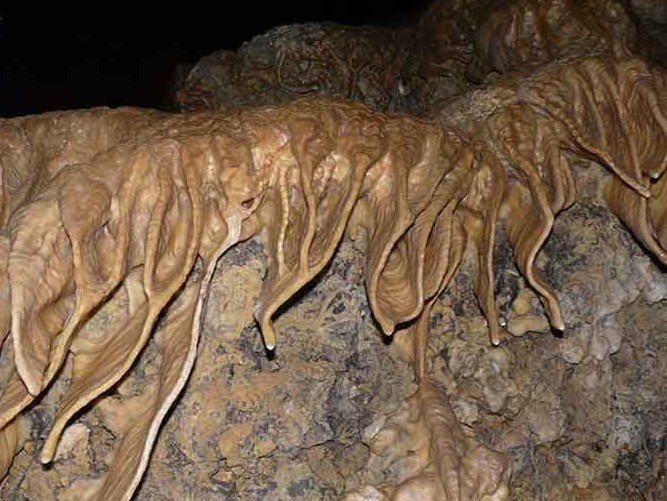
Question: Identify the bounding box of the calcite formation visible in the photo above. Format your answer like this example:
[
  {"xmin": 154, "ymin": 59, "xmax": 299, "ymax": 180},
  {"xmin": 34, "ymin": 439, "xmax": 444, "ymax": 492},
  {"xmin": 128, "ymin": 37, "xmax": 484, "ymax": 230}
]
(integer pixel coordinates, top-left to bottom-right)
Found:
[
  {"xmin": 0, "ymin": 52, "xmax": 666, "ymax": 499},
  {"xmin": 175, "ymin": 0, "xmax": 649, "ymax": 116},
  {"xmin": 0, "ymin": 100, "xmax": 508, "ymax": 499},
  {"xmin": 1, "ymin": 0, "xmax": 667, "ymax": 500},
  {"xmin": 174, "ymin": 1, "xmax": 480, "ymax": 115},
  {"xmin": 466, "ymin": 0, "xmax": 646, "ymax": 81},
  {"xmin": 175, "ymin": 24, "xmax": 416, "ymax": 113}
]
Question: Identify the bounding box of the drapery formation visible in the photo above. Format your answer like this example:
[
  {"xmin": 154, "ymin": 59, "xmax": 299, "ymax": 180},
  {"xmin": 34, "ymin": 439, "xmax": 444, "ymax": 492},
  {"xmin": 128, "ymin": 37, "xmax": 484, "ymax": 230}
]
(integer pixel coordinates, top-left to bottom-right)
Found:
[{"xmin": 0, "ymin": 55, "xmax": 664, "ymax": 500}]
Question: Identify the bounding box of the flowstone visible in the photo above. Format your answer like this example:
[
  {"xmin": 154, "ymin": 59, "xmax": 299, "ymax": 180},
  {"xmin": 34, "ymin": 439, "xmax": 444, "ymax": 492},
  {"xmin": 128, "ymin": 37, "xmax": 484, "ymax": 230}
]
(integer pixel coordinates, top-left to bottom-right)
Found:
[
  {"xmin": 2, "ymin": 167, "xmax": 665, "ymax": 500},
  {"xmin": 1, "ymin": 1, "xmax": 666, "ymax": 499}
]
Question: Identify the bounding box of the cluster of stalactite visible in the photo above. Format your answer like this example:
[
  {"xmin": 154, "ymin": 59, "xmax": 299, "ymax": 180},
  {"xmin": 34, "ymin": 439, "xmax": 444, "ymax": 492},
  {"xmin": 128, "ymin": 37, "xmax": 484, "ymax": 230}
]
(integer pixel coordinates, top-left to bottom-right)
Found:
[
  {"xmin": 1, "ymin": 0, "xmax": 666, "ymax": 498},
  {"xmin": 0, "ymin": 52, "xmax": 664, "ymax": 499},
  {"xmin": 0, "ymin": 100, "xmax": 508, "ymax": 499}
]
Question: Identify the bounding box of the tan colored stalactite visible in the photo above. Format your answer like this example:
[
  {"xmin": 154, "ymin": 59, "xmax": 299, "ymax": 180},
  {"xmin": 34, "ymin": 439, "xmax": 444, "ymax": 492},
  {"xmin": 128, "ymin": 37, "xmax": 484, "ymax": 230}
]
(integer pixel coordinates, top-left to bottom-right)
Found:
[
  {"xmin": 0, "ymin": 105, "xmax": 272, "ymax": 498},
  {"xmin": 0, "ymin": 53, "xmax": 664, "ymax": 498},
  {"xmin": 96, "ymin": 214, "xmax": 241, "ymax": 501},
  {"xmin": 253, "ymin": 101, "xmax": 388, "ymax": 349},
  {"xmin": 518, "ymin": 58, "xmax": 664, "ymax": 195},
  {"xmin": 357, "ymin": 217, "xmax": 508, "ymax": 500},
  {"xmin": 517, "ymin": 57, "xmax": 667, "ymax": 261},
  {"xmin": 650, "ymin": 173, "xmax": 667, "ymax": 252},
  {"xmin": 0, "ymin": 99, "xmax": 493, "ymax": 499},
  {"xmin": 0, "ymin": 417, "xmax": 25, "ymax": 480},
  {"xmin": 483, "ymin": 104, "xmax": 571, "ymax": 332},
  {"xmin": 358, "ymin": 126, "xmax": 476, "ymax": 338},
  {"xmin": 0, "ymin": 237, "xmax": 10, "ymax": 348},
  {"xmin": 92, "ymin": 278, "xmax": 202, "ymax": 501},
  {"xmin": 458, "ymin": 156, "xmax": 507, "ymax": 345}
]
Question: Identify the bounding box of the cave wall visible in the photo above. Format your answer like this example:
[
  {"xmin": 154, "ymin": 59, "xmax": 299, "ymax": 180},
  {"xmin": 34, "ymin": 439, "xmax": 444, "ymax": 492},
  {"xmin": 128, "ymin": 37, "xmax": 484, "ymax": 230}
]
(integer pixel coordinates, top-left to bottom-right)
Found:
[{"xmin": 0, "ymin": 0, "xmax": 666, "ymax": 500}]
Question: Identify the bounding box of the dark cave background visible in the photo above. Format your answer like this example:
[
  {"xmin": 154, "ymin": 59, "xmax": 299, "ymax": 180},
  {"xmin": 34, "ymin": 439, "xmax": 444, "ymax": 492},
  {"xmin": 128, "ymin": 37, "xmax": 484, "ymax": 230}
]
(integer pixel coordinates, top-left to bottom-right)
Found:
[{"xmin": 0, "ymin": 2, "xmax": 431, "ymax": 117}]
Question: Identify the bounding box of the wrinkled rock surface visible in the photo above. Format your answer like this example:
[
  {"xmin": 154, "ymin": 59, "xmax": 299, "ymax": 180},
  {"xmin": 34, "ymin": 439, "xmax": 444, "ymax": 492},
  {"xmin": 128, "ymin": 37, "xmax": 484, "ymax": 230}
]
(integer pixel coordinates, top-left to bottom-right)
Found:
[
  {"xmin": 2, "ymin": 166, "xmax": 665, "ymax": 500},
  {"xmin": 174, "ymin": 0, "xmax": 656, "ymax": 116},
  {"xmin": 1, "ymin": 0, "xmax": 666, "ymax": 499}
]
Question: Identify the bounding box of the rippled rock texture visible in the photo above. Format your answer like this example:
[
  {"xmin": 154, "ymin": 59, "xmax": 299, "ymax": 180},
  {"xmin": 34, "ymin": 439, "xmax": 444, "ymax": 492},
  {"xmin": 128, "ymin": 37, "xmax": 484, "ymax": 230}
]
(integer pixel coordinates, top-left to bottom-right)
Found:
[
  {"xmin": 174, "ymin": 0, "xmax": 655, "ymax": 116},
  {"xmin": 1, "ymin": 0, "xmax": 666, "ymax": 499},
  {"xmin": 2, "ymin": 166, "xmax": 665, "ymax": 500}
]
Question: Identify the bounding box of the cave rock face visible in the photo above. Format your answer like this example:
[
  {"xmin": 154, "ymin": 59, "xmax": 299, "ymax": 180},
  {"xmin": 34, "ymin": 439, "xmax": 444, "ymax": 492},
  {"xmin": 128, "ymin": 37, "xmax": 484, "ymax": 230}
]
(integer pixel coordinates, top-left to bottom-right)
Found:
[{"xmin": 1, "ymin": 1, "xmax": 667, "ymax": 500}]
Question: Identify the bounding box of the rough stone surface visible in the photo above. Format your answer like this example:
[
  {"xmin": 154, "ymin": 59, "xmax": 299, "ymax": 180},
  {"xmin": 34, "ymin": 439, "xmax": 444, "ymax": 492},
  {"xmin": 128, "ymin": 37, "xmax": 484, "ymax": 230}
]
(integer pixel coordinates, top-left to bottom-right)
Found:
[
  {"xmin": 1, "ymin": 165, "xmax": 665, "ymax": 500},
  {"xmin": 175, "ymin": 24, "xmax": 420, "ymax": 114},
  {"xmin": 173, "ymin": 0, "xmax": 660, "ymax": 117},
  {"xmin": 1, "ymin": 1, "xmax": 666, "ymax": 499}
]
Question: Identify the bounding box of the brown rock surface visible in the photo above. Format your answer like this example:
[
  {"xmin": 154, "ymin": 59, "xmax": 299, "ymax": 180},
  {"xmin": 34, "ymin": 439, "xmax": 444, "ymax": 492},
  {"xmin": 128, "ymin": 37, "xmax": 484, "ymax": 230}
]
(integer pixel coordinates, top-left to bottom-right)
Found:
[
  {"xmin": 174, "ymin": 1, "xmax": 483, "ymax": 115},
  {"xmin": 0, "ymin": 100, "xmax": 513, "ymax": 499},
  {"xmin": 467, "ymin": 0, "xmax": 646, "ymax": 81},
  {"xmin": 2, "ymin": 166, "xmax": 665, "ymax": 500},
  {"xmin": 626, "ymin": 0, "xmax": 667, "ymax": 63},
  {"xmin": 0, "ymin": 0, "xmax": 666, "ymax": 498},
  {"xmin": 175, "ymin": 24, "xmax": 417, "ymax": 114},
  {"xmin": 174, "ymin": 0, "xmax": 654, "ymax": 115}
]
